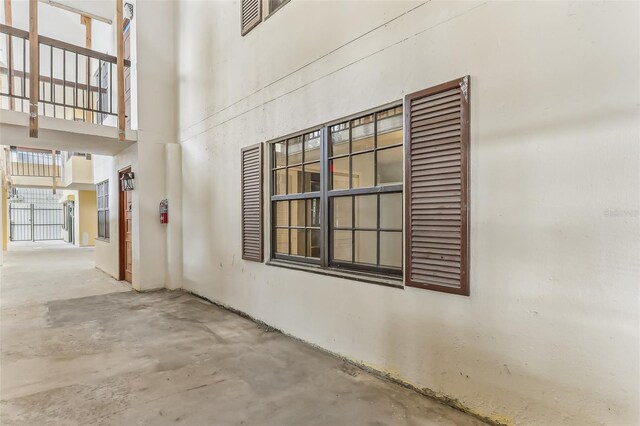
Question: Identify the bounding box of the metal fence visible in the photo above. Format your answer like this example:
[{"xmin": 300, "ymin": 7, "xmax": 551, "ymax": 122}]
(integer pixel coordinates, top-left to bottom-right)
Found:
[{"xmin": 9, "ymin": 188, "xmax": 63, "ymax": 242}]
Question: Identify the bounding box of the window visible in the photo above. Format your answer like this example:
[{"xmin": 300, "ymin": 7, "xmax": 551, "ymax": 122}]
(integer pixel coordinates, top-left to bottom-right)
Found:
[
  {"xmin": 268, "ymin": 0, "xmax": 290, "ymax": 15},
  {"xmin": 270, "ymin": 107, "xmax": 403, "ymax": 276},
  {"xmin": 271, "ymin": 130, "xmax": 322, "ymax": 263},
  {"xmin": 267, "ymin": 77, "xmax": 470, "ymax": 293},
  {"xmin": 97, "ymin": 180, "xmax": 109, "ymax": 240}
]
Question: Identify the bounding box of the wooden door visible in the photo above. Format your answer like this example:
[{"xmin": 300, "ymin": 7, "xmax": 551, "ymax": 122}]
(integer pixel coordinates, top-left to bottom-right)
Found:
[{"xmin": 119, "ymin": 169, "xmax": 133, "ymax": 283}]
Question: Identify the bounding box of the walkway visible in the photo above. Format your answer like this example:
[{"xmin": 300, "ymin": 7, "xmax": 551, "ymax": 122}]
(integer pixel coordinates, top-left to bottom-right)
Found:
[{"xmin": 0, "ymin": 242, "xmax": 485, "ymax": 425}]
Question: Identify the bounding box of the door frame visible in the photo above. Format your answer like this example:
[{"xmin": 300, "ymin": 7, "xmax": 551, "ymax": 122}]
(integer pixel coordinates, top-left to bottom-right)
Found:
[{"xmin": 118, "ymin": 167, "xmax": 132, "ymax": 281}]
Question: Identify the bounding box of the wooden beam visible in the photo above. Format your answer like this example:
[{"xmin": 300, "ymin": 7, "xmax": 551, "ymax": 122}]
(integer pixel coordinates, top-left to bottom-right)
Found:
[
  {"xmin": 3, "ymin": 0, "xmax": 10, "ymax": 26},
  {"xmin": 116, "ymin": 0, "xmax": 125, "ymax": 141},
  {"xmin": 81, "ymin": 15, "xmax": 92, "ymax": 122},
  {"xmin": 4, "ymin": 0, "xmax": 14, "ymax": 110},
  {"xmin": 29, "ymin": 0, "xmax": 38, "ymax": 138},
  {"xmin": 80, "ymin": 15, "xmax": 91, "ymax": 49}
]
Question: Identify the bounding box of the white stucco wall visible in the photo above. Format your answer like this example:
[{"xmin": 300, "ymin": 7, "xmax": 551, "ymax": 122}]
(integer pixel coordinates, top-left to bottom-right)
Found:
[
  {"xmin": 92, "ymin": 0, "xmax": 178, "ymax": 291},
  {"xmin": 177, "ymin": 1, "xmax": 640, "ymax": 425}
]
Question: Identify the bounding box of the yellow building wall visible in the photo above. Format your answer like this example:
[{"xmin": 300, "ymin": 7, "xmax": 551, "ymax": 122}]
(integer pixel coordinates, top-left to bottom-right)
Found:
[
  {"xmin": 78, "ymin": 190, "xmax": 97, "ymax": 247},
  {"xmin": 63, "ymin": 156, "xmax": 93, "ymax": 188}
]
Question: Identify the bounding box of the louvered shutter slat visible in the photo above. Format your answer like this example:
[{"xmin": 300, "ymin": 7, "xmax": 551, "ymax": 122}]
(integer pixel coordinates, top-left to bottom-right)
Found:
[
  {"xmin": 241, "ymin": 144, "xmax": 263, "ymax": 262},
  {"xmin": 405, "ymin": 76, "xmax": 470, "ymax": 296},
  {"xmin": 241, "ymin": 0, "xmax": 262, "ymax": 35}
]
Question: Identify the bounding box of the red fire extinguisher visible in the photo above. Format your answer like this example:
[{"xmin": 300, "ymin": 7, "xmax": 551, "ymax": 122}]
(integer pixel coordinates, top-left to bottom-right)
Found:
[{"xmin": 159, "ymin": 199, "xmax": 168, "ymax": 224}]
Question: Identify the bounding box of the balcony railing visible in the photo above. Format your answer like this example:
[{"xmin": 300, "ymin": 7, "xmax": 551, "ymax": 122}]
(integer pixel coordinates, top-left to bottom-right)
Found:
[
  {"xmin": 0, "ymin": 24, "xmax": 130, "ymax": 126},
  {"xmin": 6, "ymin": 147, "xmax": 62, "ymax": 177}
]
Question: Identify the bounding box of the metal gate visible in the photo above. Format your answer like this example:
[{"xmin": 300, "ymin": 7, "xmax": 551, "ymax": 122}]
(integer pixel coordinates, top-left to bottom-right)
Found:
[
  {"xmin": 9, "ymin": 189, "xmax": 64, "ymax": 242},
  {"xmin": 9, "ymin": 203, "xmax": 33, "ymax": 241}
]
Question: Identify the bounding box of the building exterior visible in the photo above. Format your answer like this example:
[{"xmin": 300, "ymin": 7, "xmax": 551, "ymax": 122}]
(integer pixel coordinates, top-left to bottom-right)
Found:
[{"xmin": 1, "ymin": 1, "xmax": 639, "ymax": 425}]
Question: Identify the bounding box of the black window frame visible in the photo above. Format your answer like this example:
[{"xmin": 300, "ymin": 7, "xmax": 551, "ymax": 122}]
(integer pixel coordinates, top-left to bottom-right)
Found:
[
  {"xmin": 269, "ymin": 102, "xmax": 403, "ymax": 278},
  {"xmin": 96, "ymin": 180, "xmax": 110, "ymax": 240}
]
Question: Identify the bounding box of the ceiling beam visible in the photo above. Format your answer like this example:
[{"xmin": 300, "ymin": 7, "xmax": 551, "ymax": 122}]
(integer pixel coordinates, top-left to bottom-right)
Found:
[{"xmin": 39, "ymin": 0, "xmax": 112, "ymax": 25}]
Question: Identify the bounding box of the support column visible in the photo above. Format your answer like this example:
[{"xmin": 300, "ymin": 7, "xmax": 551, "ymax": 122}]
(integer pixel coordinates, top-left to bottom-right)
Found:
[
  {"xmin": 165, "ymin": 143, "xmax": 182, "ymax": 290},
  {"xmin": 116, "ymin": 0, "xmax": 125, "ymax": 141},
  {"xmin": 29, "ymin": 0, "xmax": 38, "ymax": 138},
  {"xmin": 4, "ymin": 0, "xmax": 14, "ymax": 111}
]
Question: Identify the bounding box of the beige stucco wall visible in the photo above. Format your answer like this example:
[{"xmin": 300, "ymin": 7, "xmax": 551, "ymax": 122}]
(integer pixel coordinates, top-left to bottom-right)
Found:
[{"xmin": 177, "ymin": 1, "xmax": 640, "ymax": 425}]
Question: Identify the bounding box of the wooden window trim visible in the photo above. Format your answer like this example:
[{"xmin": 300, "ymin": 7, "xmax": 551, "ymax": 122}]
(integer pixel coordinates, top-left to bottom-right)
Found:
[
  {"xmin": 241, "ymin": 143, "xmax": 264, "ymax": 262},
  {"xmin": 404, "ymin": 76, "xmax": 470, "ymax": 296}
]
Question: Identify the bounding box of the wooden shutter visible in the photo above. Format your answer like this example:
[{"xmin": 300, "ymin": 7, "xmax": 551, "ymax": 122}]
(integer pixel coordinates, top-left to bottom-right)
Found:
[
  {"xmin": 404, "ymin": 76, "xmax": 470, "ymax": 296},
  {"xmin": 241, "ymin": 143, "xmax": 264, "ymax": 262},
  {"xmin": 241, "ymin": 0, "xmax": 262, "ymax": 35}
]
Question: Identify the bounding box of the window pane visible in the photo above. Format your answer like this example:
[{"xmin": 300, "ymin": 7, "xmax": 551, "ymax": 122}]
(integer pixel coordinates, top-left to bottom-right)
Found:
[
  {"xmin": 274, "ymin": 141, "xmax": 286, "ymax": 167},
  {"xmin": 274, "ymin": 169, "xmax": 286, "ymax": 195},
  {"xmin": 332, "ymin": 196, "xmax": 352, "ymax": 228},
  {"xmin": 377, "ymin": 128, "xmax": 402, "ymax": 148},
  {"xmin": 351, "ymin": 152, "xmax": 374, "ymax": 188},
  {"xmin": 380, "ymin": 193, "xmax": 402, "ymax": 229},
  {"xmin": 288, "ymin": 136, "xmax": 303, "ymax": 165},
  {"xmin": 351, "ymin": 114, "xmax": 374, "ymax": 153},
  {"xmin": 377, "ymin": 107, "xmax": 403, "ymax": 148},
  {"xmin": 287, "ymin": 165, "xmax": 303, "ymax": 194},
  {"xmin": 275, "ymin": 201, "xmax": 288, "ymax": 226},
  {"xmin": 380, "ymin": 231, "xmax": 402, "ymax": 268},
  {"xmin": 331, "ymin": 157, "xmax": 349, "ymax": 190},
  {"xmin": 330, "ymin": 122, "xmax": 349, "ymax": 156},
  {"xmin": 290, "ymin": 199, "xmax": 305, "ymax": 227},
  {"xmin": 307, "ymin": 198, "xmax": 320, "ymax": 227},
  {"xmin": 354, "ymin": 231, "xmax": 376, "ymax": 265},
  {"xmin": 276, "ymin": 229, "xmax": 289, "ymax": 254},
  {"xmin": 269, "ymin": 0, "xmax": 288, "ymax": 13},
  {"xmin": 291, "ymin": 229, "xmax": 305, "ymax": 256},
  {"xmin": 307, "ymin": 229, "xmax": 320, "ymax": 258},
  {"xmin": 333, "ymin": 230, "xmax": 352, "ymax": 262},
  {"xmin": 303, "ymin": 162, "xmax": 321, "ymax": 192},
  {"xmin": 377, "ymin": 146, "xmax": 402, "ymax": 186},
  {"xmin": 304, "ymin": 131, "xmax": 321, "ymax": 162},
  {"xmin": 354, "ymin": 195, "xmax": 377, "ymax": 229}
]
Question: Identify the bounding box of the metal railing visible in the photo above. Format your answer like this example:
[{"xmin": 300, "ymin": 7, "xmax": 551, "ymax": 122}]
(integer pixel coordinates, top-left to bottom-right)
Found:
[
  {"xmin": 7, "ymin": 147, "xmax": 62, "ymax": 177},
  {"xmin": 0, "ymin": 24, "xmax": 130, "ymax": 125}
]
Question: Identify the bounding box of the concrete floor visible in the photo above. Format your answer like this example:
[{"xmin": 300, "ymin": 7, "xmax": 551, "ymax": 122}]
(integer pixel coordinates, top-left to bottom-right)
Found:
[{"xmin": 1, "ymin": 241, "xmax": 485, "ymax": 426}]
